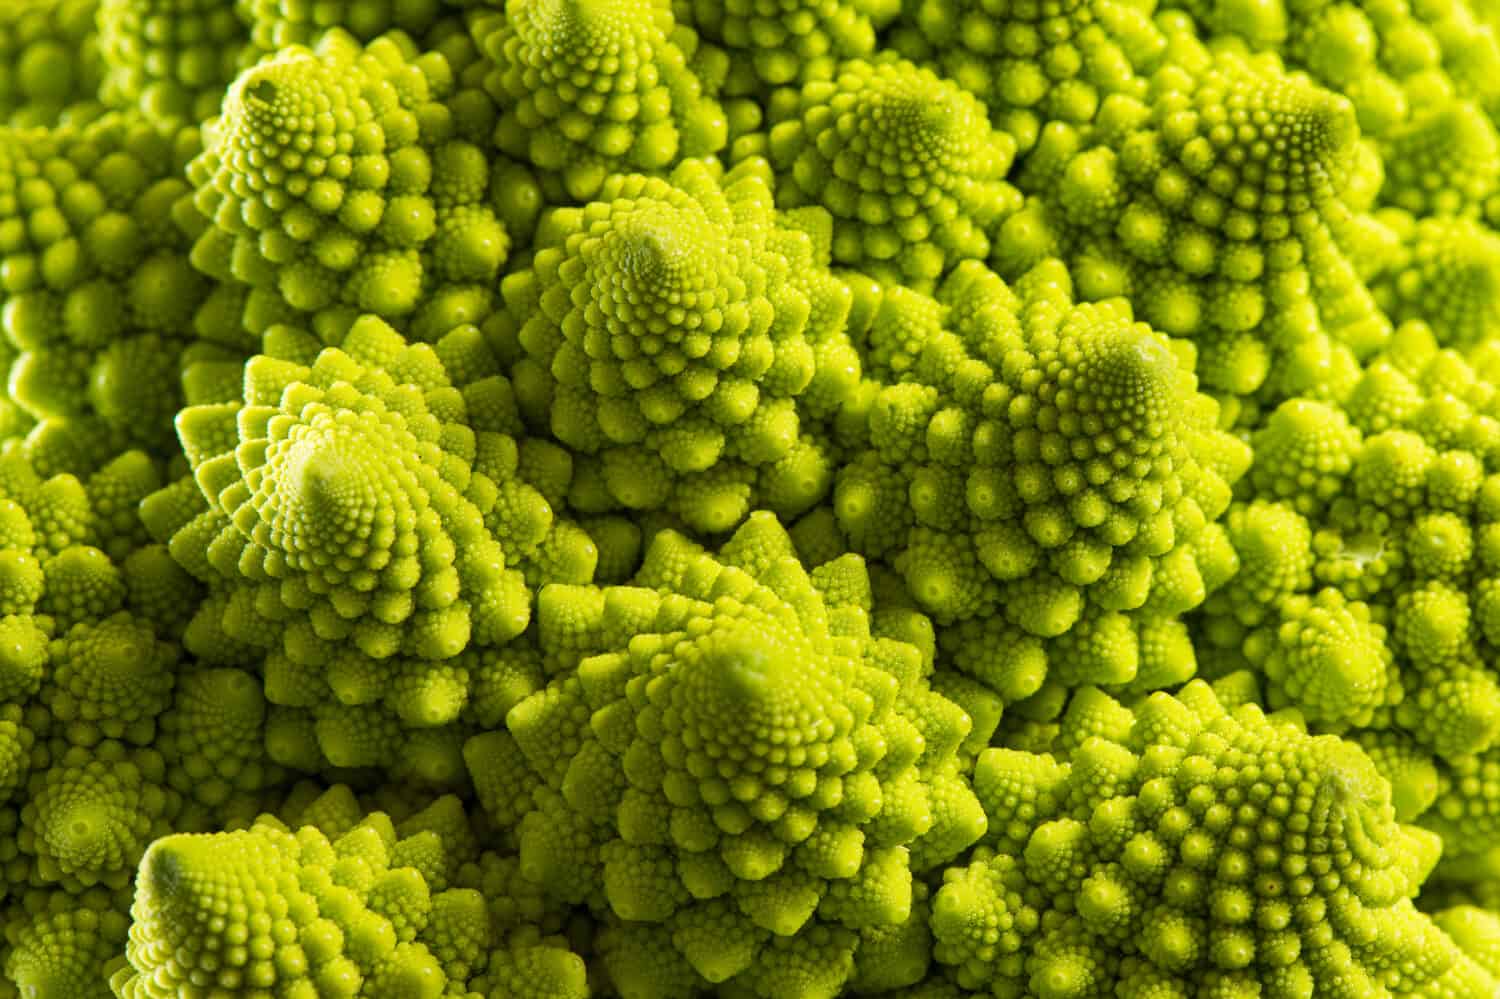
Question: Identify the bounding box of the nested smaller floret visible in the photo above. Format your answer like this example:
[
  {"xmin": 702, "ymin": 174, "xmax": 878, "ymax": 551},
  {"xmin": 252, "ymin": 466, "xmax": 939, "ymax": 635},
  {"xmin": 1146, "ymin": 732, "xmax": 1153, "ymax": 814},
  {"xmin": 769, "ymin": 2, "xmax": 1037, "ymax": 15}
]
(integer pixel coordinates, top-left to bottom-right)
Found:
[
  {"xmin": 0, "ymin": 112, "xmax": 221, "ymax": 459},
  {"xmin": 1370, "ymin": 214, "xmax": 1500, "ymax": 349},
  {"xmin": 98, "ymin": 0, "xmax": 250, "ymax": 121},
  {"xmin": 996, "ymin": 36, "xmax": 1389, "ymax": 406},
  {"xmin": 157, "ymin": 667, "xmax": 282, "ymax": 817},
  {"xmin": 0, "ymin": 0, "xmax": 104, "ymax": 126},
  {"xmin": 43, "ymin": 611, "xmax": 176, "ymax": 743},
  {"xmin": 469, "ymin": 513, "xmax": 985, "ymax": 999},
  {"xmin": 0, "ymin": 447, "xmax": 161, "ymax": 638},
  {"xmin": 1249, "ymin": 587, "xmax": 1399, "ymax": 728},
  {"xmin": 1382, "ymin": 101, "xmax": 1500, "ymax": 216},
  {"xmin": 931, "ymin": 680, "xmax": 1500, "ymax": 997},
  {"xmin": 1213, "ymin": 327, "xmax": 1500, "ymax": 762},
  {"xmin": 890, "ymin": 0, "xmax": 1166, "ymax": 151},
  {"xmin": 142, "ymin": 315, "xmax": 598, "ymax": 771},
  {"xmin": 761, "ymin": 57, "xmax": 1021, "ymax": 291},
  {"xmin": 114, "ymin": 797, "xmax": 588, "ymax": 998},
  {"xmin": 503, "ymin": 157, "xmax": 861, "ymax": 534},
  {"xmin": 19, "ymin": 741, "xmax": 175, "ymax": 891},
  {"xmin": 473, "ymin": 0, "xmax": 728, "ymax": 201},
  {"xmin": 834, "ymin": 260, "xmax": 1246, "ymax": 704},
  {"xmin": 677, "ymin": 0, "xmax": 894, "ymax": 90},
  {"xmin": 190, "ymin": 29, "xmax": 539, "ymax": 340},
  {"xmin": 3, "ymin": 890, "xmax": 130, "ymax": 999}
]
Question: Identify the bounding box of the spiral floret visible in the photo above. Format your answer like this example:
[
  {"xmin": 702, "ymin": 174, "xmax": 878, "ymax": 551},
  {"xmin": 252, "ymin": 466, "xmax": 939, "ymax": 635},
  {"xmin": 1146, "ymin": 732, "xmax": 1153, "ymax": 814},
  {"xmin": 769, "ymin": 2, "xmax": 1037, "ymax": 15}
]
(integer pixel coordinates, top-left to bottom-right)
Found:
[
  {"xmin": 189, "ymin": 29, "xmax": 538, "ymax": 340},
  {"xmin": 763, "ymin": 58, "xmax": 1021, "ymax": 291},
  {"xmin": 114, "ymin": 798, "xmax": 588, "ymax": 998},
  {"xmin": 931, "ymin": 680, "xmax": 1500, "ymax": 997},
  {"xmin": 835, "ymin": 260, "xmax": 1247, "ymax": 705},
  {"xmin": 474, "ymin": 0, "xmax": 728, "ymax": 201},
  {"xmin": 19, "ymin": 743, "xmax": 173, "ymax": 890},
  {"xmin": 504, "ymin": 158, "xmax": 861, "ymax": 534},
  {"xmin": 476, "ymin": 513, "xmax": 985, "ymax": 999},
  {"xmin": 142, "ymin": 315, "xmax": 597, "ymax": 769},
  {"xmin": 996, "ymin": 37, "xmax": 1388, "ymax": 406}
]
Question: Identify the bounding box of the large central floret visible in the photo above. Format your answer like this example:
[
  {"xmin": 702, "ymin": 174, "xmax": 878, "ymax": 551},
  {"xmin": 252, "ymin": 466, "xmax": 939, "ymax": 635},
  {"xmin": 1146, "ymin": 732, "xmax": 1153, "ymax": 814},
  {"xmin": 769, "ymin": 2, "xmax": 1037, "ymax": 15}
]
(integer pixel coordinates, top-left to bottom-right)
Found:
[
  {"xmin": 466, "ymin": 513, "xmax": 986, "ymax": 999},
  {"xmin": 505, "ymin": 159, "xmax": 861, "ymax": 533},
  {"xmin": 572, "ymin": 193, "xmax": 746, "ymax": 398},
  {"xmin": 144, "ymin": 315, "xmax": 598, "ymax": 770},
  {"xmin": 182, "ymin": 350, "xmax": 505, "ymax": 661}
]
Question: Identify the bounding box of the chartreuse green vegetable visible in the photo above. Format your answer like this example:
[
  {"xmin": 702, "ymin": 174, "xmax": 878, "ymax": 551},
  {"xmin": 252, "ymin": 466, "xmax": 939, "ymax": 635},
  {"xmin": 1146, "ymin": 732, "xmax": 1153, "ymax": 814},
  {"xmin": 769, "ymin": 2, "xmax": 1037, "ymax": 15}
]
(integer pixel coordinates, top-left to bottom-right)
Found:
[
  {"xmin": 501, "ymin": 157, "xmax": 861, "ymax": 534},
  {"xmin": 996, "ymin": 24, "xmax": 1390, "ymax": 407},
  {"xmin": 188, "ymin": 28, "xmax": 542, "ymax": 341},
  {"xmin": 0, "ymin": 0, "xmax": 103, "ymax": 127},
  {"xmin": 832, "ymin": 259, "xmax": 1246, "ymax": 705},
  {"xmin": 757, "ymin": 56, "xmax": 1022, "ymax": 292},
  {"xmin": 931, "ymin": 680, "xmax": 1500, "ymax": 997},
  {"xmin": 112, "ymin": 788, "xmax": 588, "ymax": 998},
  {"xmin": 0, "ymin": 111, "xmax": 225, "ymax": 463},
  {"xmin": 466, "ymin": 513, "xmax": 985, "ymax": 999},
  {"xmin": 98, "ymin": 0, "xmax": 251, "ymax": 121},
  {"xmin": 471, "ymin": 0, "xmax": 729, "ymax": 202},
  {"xmin": 141, "ymin": 314, "xmax": 599, "ymax": 773},
  {"xmin": 5, "ymin": 0, "xmax": 1500, "ymax": 995}
]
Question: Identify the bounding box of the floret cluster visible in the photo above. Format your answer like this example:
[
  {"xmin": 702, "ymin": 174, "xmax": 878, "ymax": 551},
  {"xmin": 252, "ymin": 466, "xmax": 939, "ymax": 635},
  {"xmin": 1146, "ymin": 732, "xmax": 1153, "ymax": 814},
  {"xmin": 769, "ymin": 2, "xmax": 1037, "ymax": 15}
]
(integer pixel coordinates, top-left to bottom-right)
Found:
[{"xmin": 6, "ymin": 0, "xmax": 1500, "ymax": 997}]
